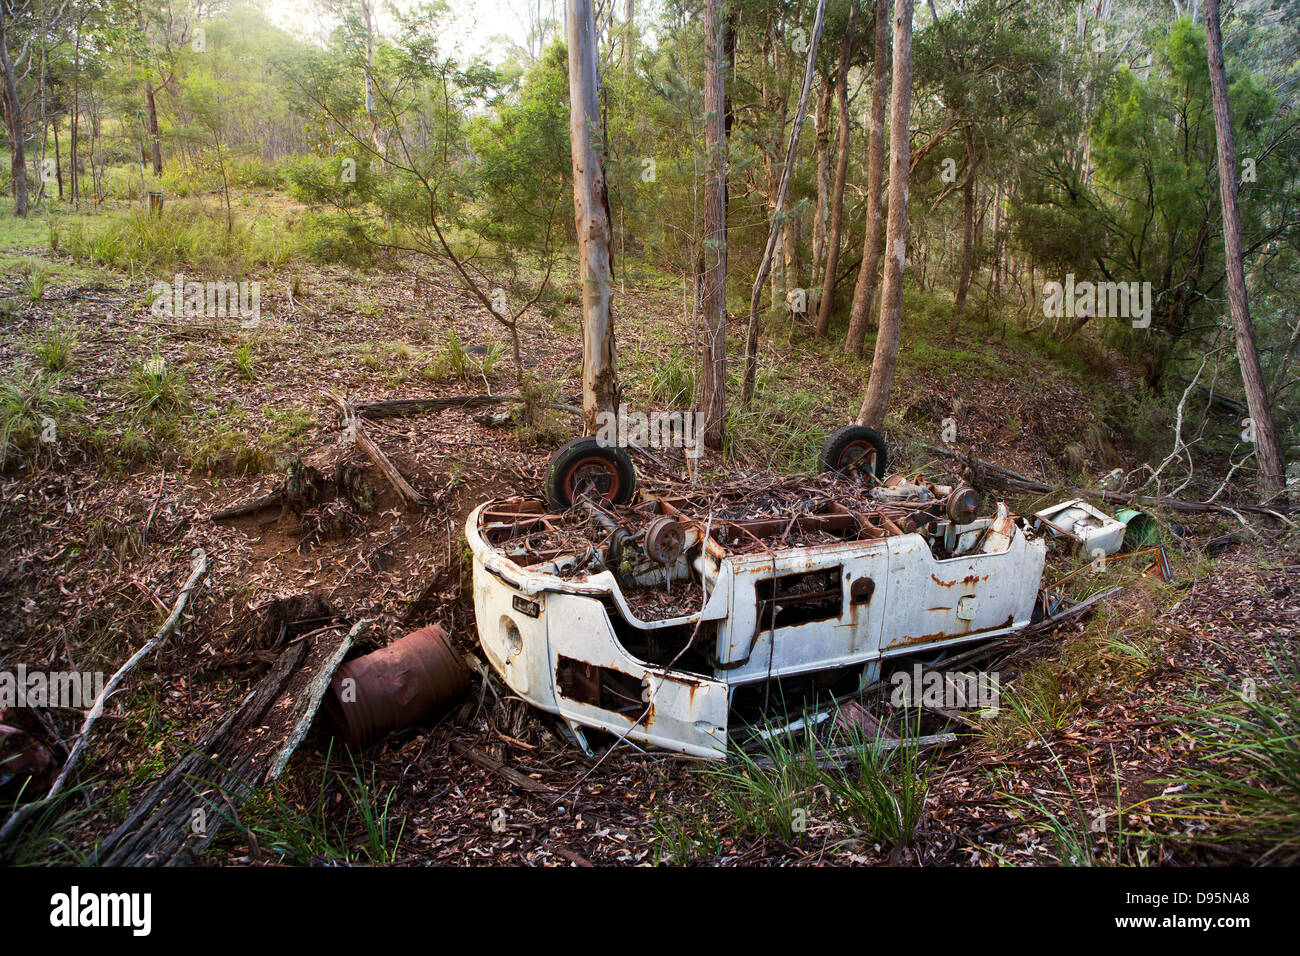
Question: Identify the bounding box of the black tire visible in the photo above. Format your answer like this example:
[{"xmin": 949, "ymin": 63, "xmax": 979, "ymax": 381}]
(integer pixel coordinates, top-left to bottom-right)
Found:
[
  {"xmin": 818, "ymin": 425, "xmax": 889, "ymax": 480},
  {"xmin": 544, "ymin": 436, "xmax": 638, "ymax": 511}
]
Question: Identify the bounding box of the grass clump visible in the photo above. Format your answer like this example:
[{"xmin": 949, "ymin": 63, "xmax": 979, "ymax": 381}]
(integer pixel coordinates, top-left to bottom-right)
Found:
[
  {"xmin": 229, "ymin": 341, "xmax": 258, "ymax": 381},
  {"xmin": 24, "ymin": 323, "xmax": 79, "ymax": 372},
  {"xmin": 1158, "ymin": 644, "xmax": 1300, "ymax": 863},
  {"xmin": 125, "ymin": 356, "xmax": 189, "ymax": 416},
  {"xmin": 19, "ymin": 263, "xmax": 49, "ymax": 302},
  {"xmin": 680, "ymin": 706, "xmax": 932, "ymax": 858},
  {"xmin": 209, "ymin": 749, "xmax": 405, "ymax": 865},
  {"xmin": 0, "ymin": 372, "xmax": 87, "ymax": 469}
]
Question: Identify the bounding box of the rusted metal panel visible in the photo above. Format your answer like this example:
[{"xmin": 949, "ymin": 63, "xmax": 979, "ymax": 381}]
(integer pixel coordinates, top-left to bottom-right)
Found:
[
  {"xmin": 879, "ymin": 529, "xmax": 1042, "ymax": 654},
  {"xmin": 545, "ymin": 592, "xmax": 728, "ymax": 758}
]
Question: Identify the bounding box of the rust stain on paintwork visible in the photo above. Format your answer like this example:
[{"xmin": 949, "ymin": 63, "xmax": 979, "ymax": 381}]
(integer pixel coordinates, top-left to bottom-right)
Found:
[
  {"xmin": 891, "ymin": 614, "xmax": 1016, "ymax": 648},
  {"xmin": 930, "ymin": 572, "xmax": 990, "ymax": 588}
]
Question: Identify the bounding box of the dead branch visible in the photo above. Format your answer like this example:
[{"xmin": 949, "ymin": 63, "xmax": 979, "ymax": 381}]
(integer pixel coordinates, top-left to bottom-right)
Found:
[
  {"xmin": 349, "ymin": 393, "xmax": 581, "ymax": 422},
  {"xmin": 0, "ymin": 549, "xmax": 208, "ymax": 849},
  {"xmin": 450, "ymin": 740, "xmax": 557, "ymax": 795},
  {"xmin": 921, "ymin": 444, "xmax": 1295, "ymax": 517},
  {"xmin": 326, "ymin": 392, "xmax": 424, "ymax": 506}
]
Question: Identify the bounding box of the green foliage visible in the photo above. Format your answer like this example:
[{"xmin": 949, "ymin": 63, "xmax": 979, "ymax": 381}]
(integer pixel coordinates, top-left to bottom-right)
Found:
[
  {"xmin": 466, "ymin": 43, "xmax": 573, "ymax": 252},
  {"xmin": 66, "ymin": 203, "xmax": 296, "ymax": 275},
  {"xmin": 0, "ymin": 372, "xmax": 87, "ymax": 470},
  {"xmin": 125, "ymin": 356, "xmax": 189, "ymax": 416},
  {"xmin": 19, "ymin": 264, "xmax": 49, "ymax": 302},
  {"xmin": 0, "ymin": 778, "xmax": 99, "ymax": 865},
  {"xmin": 229, "ymin": 341, "xmax": 258, "ymax": 381},
  {"xmin": 647, "ymin": 348, "xmax": 696, "ymax": 408},
  {"xmin": 298, "ymin": 211, "xmax": 382, "ymax": 267},
  {"xmin": 1159, "ymin": 645, "xmax": 1300, "ymax": 862},
  {"xmin": 822, "ymin": 712, "xmax": 932, "ymax": 846},
  {"xmin": 214, "ymin": 748, "xmax": 405, "ymax": 865},
  {"xmin": 699, "ymin": 706, "xmax": 931, "ymax": 850},
  {"xmin": 983, "ymin": 662, "xmax": 1081, "ymax": 747},
  {"xmin": 24, "ymin": 323, "xmax": 79, "ymax": 372}
]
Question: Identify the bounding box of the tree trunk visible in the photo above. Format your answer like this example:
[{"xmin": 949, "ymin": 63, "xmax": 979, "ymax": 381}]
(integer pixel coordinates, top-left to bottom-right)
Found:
[
  {"xmin": 567, "ymin": 0, "xmax": 619, "ymax": 433},
  {"xmin": 856, "ymin": 0, "xmax": 913, "ymax": 429},
  {"xmin": 741, "ymin": 0, "xmax": 828, "ymax": 404},
  {"xmin": 360, "ymin": 0, "xmax": 383, "ymax": 157},
  {"xmin": 69, "ymin": 94, "xmax": 78, "ymax": 201},
  {"xmin": 812, "ymin": 77, "xmax": 832, "ymax": 279},
  {"xmin": 71, "ymin": 14, "xmax": 82, "ymax": 203},
  {"xmin": 845, "ymin": 0, "xmax": 890, "ymax": 355},
  {"xmin": 816, "ymin": 0, "xmax": 860, "ymax": 338},
  {"xmin": 990, "ymin": 181, "xmax": 1003, "ymax": 297},
  {"xmin": 785, "ymin": 216, "xmax": 803, "ymax": 298},
  {"xmin": 0, "ymin": 4, "xmax": 28, "ymax": 216},
  {"xmin": 1204, "ymin": 0, "xmax": 1286, "ymax": 491},
  {"xmin": 947, "ymin": 127, "xmax": 977, "ymax": 341},
  {"xmin": 698, "ymin": 0, "xmax": 727, "ymax": 450},
  {"xmin": 623, "ymin": 0, "xmax": 635, "ymax": 72},
  {"xmin": 144, "ymin": 82, "xmax": 163, "ymax": 176},
  {"xmin": 52, "ymin": 115, "xmax": 62, "ymax": 200}
]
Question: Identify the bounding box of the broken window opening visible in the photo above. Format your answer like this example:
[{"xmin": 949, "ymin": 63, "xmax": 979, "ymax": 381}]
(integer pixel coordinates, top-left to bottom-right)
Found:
[
  {"xmin": 555, "ymin": 656, "xmax": 646, "ymax": 714},
  {"xmin": 596, "ymin": 594, "xmax": 715, "ymax": 675},
  {"xmin": 755, "ymin": 566, "xmax": 844, "ymax": 629}
]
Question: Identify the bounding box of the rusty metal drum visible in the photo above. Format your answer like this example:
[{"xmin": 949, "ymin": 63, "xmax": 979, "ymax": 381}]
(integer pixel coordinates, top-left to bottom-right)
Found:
[{"xmin": 324, "ymin": 625, "xmax": 470, "ymax": 750}]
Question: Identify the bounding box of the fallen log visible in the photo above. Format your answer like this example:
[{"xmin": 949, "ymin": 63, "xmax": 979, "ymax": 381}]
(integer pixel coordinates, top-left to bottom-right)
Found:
[
  {"xmin": 350, "ymin": 392, "xmax": 582, "ymax": 422},
  {"xmin": 0, "ymin": 550, "xmax": 209, "ymax": 851},
  {"xmin": 920, "ymin": 444, "xmax": 1295, "ymax": 517},
  {"xmin": 93, "ymin": 619, "xmax": 367, "ymax": 867},
  {"xmin": 211, "ymin": 489, "xmax": 283, "ymax": 521}
]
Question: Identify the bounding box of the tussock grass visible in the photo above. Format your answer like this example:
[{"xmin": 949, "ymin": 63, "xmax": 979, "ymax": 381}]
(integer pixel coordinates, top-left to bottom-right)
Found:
[
  {"xmin": 228, "ymin": 341, "xmax": 258, "ymax": 381},
  {"xmin": 0, "ymin": 372, "xmax": 87, "ymax": 469},
  {"xmin": 208, "ymin": 748, "xmax": 405, "ymax": 864},
  {"xmin": 23, "ymin": 323, "xmax": 79, "ymax": 372},
  {"xmin": 66, "ymin": 203, "xmax": 296, "ymax": 276},
  {"xmin": 661, "ymin": 706, "xmax": 932, "ymax": 862},
  {"xmin": 1157, "ymin": 643, "xmax": 1300, "ymax": 862},
  {"xmin": 125, "ymin": 356, "xmax": 189, "ymax": 416},
  {"xmin": 19, "ymin": 263, "xmax": 49, "ymax": 302},
  {"xmin": 0, "ymin": 777, "xmax": 100, "ymax": 865}
]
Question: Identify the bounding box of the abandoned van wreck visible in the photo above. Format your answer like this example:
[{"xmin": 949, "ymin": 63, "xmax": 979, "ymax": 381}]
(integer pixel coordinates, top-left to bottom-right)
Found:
[
  {"xmin": 468, "ymin": 428, "xmax": 1070, "ymax": 757},
  {"xmin": 3, "ymin": 0, "xmax": 1298, "ymax": 887}
]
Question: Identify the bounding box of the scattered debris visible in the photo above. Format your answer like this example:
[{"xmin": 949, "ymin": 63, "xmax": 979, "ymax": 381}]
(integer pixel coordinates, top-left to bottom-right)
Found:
[
  {"xmin": 1034, "ymin": 499, "xmax": 1129, "ymax": 556},
  {"xmin": 0, "ymin": 549, "xmax": 209, "ymax": 849},
  {"xmin": 93, "ymin": 619, "xmax": 367, "ymax": 866}
]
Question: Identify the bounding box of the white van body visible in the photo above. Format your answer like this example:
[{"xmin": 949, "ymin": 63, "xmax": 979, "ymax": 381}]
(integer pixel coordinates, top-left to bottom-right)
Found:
[{"xmin": 467, "ymin": 493, "xmax": 1048, "ymax": 758}]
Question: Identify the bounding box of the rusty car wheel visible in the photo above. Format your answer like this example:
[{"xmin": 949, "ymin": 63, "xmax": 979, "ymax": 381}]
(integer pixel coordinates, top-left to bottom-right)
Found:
[
  {"xmin": 818, "ymin": 425, "xmax": 889, "ymax": 480},
  {"xmin": 545, "ymin": 436, "xmax": 638, "ymax": 510}
]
